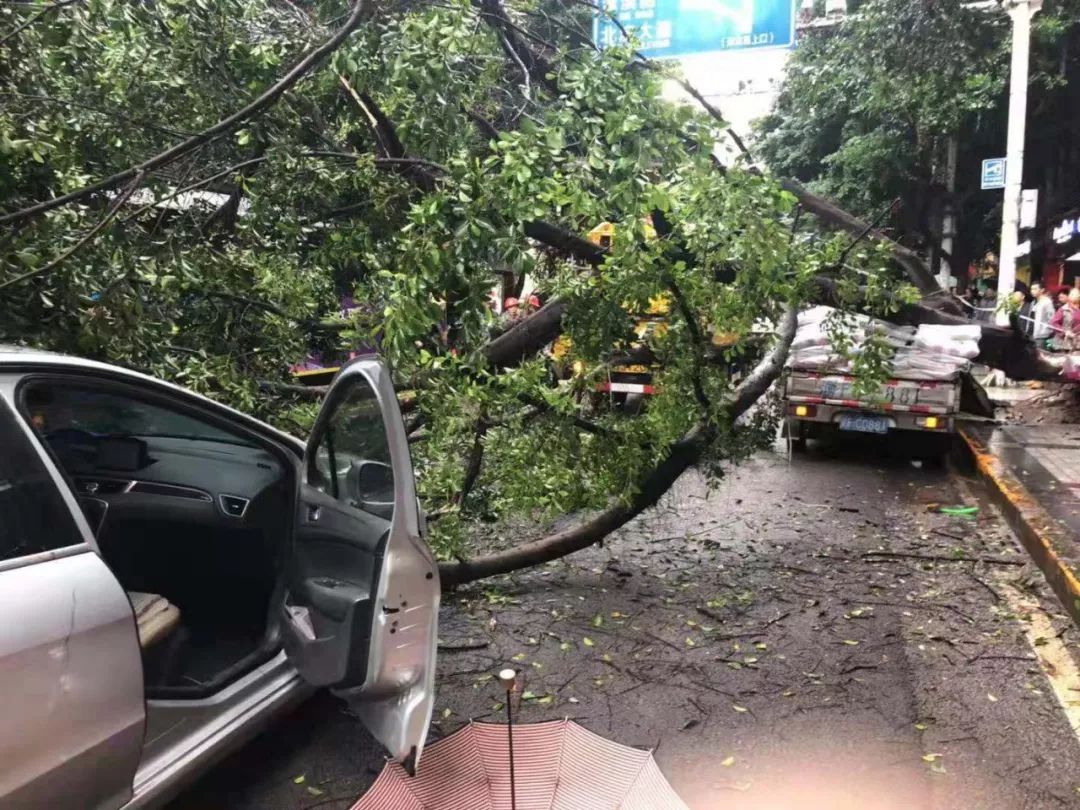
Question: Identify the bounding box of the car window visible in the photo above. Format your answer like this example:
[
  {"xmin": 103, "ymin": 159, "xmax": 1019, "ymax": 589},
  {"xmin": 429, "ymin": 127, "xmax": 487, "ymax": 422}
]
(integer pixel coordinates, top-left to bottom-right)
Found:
[
  {"xmin": 0, "ymin": 395, "xmax": 85, "ymax": 562},
  {"xmin": 309, "ymin": 374, "xmax": 394, "ymax": 518},
  {"xmin": 22, "ymin": 381, "xmax": 250, "ymax": 446}
]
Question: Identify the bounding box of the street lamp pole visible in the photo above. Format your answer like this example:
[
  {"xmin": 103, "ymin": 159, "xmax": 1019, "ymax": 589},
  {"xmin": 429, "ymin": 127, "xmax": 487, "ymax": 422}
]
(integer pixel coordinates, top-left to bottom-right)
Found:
[{"xmin": 995, "ymin": 0, "xmax": 1043, "ymax": 326}]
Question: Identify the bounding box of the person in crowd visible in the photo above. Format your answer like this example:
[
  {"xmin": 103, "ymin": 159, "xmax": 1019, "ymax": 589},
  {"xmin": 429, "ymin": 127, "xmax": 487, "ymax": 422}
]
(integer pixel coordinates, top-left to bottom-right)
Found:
[
  {"xmin": 1012, "ymin": 289, "xmax": 1033, "ymax": 337},
  {"xmin": 1051, "ymin": 288, "xmax": 1080, "ymax": 351},
  {"xmin": 1057, "ymin": 288, "xmax": 1070, "ymax": 309},
  {"xmin": 1031, "ymin": 283, "xmax": 1055, "ymax": 344}
]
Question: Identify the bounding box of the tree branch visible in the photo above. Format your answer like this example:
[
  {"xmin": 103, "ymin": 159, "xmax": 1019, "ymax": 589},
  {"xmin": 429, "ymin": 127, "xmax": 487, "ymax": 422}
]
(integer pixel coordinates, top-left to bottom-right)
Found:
[
  {"xmin": 727, "ymin": 304, "xmax": 797, "ymax": 415},
  {"xmin": 466, "ymin": 108, "xmax": 501, "ymax": 141},
  {"xmin": 0, "ymin": 0, "xmax": 82, "ymax": 46},
  {"xmin": 475, "ymin": 0, "xmax": 559, "ymax": 96},
  {"xmin": 454, "ymin": 418, "xmax": 489, "ymax": 506},
  {"xmin": 781, "ymin": 178, "xmax": 941, "ymax": 296},
  {"xmin": 439, "ymin": 303, "xmax": 799, "ymax": 588},
  {"xmin": 832, "ymin": 197, "xmax": 899, "ymax": 270},
  {"xmin": 523, "ymin": 220, "xmax": 606, "ymax": 265},
  {"xmin": 337, "ymin": 81, "xmax": 441, "ymax": 192},
  {"xmin": 0, "ymin": 172, "xmax": 144, "ymax": 291},
  {"xmin": 667, "ymin": 80, "xmax": 942, "ymax": 296},
  {"xmin": 0, "ymin": 0, "xmax": 367, "ymax": 226},
  {"xmin": 517, "ymin": 393, "xmax": 609, "ymax": 436}
]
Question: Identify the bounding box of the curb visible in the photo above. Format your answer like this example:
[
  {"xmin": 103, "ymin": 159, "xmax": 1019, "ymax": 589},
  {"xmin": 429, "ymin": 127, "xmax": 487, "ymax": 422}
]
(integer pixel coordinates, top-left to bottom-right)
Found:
[{"xmin": 959, "ymin": 428, "xmax": 1080, "ymax": 627}]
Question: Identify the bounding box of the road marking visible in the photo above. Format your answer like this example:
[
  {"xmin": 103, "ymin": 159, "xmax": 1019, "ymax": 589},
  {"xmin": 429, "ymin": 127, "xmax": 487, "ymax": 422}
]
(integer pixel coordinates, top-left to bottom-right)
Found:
[{"xmin": 999, "ymin": 582, "xmax": 1080, "ymax": 739}]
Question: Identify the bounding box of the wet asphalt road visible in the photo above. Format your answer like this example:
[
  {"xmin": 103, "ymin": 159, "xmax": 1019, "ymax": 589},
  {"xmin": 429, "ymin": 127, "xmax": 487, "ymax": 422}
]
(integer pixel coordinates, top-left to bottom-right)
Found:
[{"xmin": 169, "ymin": 435, "xmax": 1080, "ymax": 809}]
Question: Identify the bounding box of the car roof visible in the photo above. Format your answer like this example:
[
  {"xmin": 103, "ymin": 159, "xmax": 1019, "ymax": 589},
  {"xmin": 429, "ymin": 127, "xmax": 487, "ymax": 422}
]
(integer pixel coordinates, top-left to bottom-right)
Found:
[{"xmin": 0, "ymin": 346, "xmax": 304, "ymax": 451}]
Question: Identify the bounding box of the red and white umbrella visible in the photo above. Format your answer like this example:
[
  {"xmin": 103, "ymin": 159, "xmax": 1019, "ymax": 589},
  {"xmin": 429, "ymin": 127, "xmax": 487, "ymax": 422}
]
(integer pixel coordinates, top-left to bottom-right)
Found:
[{"xmin": 352, "ymin": 718, "xmax": 688, "ymax": 810}]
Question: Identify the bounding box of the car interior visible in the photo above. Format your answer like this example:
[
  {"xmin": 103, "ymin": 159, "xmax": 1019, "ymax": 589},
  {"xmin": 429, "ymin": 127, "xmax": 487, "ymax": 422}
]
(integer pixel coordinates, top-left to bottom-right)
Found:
[{"xmin": 19, "ymin": 378, "xmax": 296, "ymax": 698}]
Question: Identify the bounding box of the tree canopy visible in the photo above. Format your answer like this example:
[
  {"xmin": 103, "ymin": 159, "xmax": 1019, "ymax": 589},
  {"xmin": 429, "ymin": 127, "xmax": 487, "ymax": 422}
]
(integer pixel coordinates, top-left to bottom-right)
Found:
[
  {"xmin": 0, "ymin": 0, "xmax": 1023, "ymax": 583},
  {"xmin": 757, "ymin": 0, "xmax": 1080, "ymax": 276}
]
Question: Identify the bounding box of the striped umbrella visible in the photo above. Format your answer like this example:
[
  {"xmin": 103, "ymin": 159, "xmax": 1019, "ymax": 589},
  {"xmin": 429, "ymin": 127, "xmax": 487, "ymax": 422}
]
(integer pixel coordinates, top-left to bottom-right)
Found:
[{"xmin": 352, "ymin": 718, "xmax": 688, "ymax": 810}]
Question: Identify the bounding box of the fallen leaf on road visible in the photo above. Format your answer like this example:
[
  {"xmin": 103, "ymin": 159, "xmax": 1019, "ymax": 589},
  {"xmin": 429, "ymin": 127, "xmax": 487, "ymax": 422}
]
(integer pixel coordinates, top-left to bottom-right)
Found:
[
  {"xmin": 732, "ymin": 704, "xmax": 748, "ymax": 713},
  {"xmin": 842, "ymin": 640, "xmax": 860, "ymax": 646},
  {"xmin": 583, "ymin": 637, "xmax": 595, "ymax": 647},
  {"xmin": 307, "ymin": 787, "xmax": 324, "ymax": 797},
  {"xmin": 721, "ymin": 756, "xmax": 735, "ymax": 767},
  {"xmin": 987, "ymin": 693, "xmax": 998, "ymax": 702},
  {"xmin": 293, "ymin": 775, "xmax": 306, "ymax": 785},
  {"xmin": 921, "ymin": 754, "xmax": 942, "ymax": 762}
]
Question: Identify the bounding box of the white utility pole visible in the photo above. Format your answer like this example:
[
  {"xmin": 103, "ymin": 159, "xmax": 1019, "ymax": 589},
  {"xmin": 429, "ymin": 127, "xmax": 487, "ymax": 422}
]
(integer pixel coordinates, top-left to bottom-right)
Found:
[
  {"xmin": 995, "ymin": 0, "xmax": 1043, "ymax": 326},
  {"xmin": 939, "ymin": 136, "xmax": 958, "ymax": 290}
]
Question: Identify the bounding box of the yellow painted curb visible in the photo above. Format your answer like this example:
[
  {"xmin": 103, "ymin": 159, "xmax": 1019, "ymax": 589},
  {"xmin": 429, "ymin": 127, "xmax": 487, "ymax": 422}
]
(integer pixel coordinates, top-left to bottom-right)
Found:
[{"xmin": 960, "ymin": 428, "xmax": 1080, "ymax": 626}]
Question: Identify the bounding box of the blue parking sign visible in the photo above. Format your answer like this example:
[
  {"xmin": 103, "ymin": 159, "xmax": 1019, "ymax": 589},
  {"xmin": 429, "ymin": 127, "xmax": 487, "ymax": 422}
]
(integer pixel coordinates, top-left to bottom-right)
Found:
[
  {"xmin": 595, "ymin": 0, "xmax": 796, "ymax": 58},
  {"xmin": 981, "ymin": 158, "xmax": 1006, "ymax": 190}
]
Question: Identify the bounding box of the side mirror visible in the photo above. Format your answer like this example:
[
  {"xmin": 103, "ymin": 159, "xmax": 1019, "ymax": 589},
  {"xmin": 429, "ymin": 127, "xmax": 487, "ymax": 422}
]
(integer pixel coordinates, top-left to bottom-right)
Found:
[{"xmin": 345, "ymin": 459, "xmax": 394, "ymax": 520}]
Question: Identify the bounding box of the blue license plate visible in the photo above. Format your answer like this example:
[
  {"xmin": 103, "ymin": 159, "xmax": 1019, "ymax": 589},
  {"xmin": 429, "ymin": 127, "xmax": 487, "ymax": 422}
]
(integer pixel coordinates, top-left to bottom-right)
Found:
[{"xmin": 839, "ymin": 414, "xmax": 890, "ymax": 434}]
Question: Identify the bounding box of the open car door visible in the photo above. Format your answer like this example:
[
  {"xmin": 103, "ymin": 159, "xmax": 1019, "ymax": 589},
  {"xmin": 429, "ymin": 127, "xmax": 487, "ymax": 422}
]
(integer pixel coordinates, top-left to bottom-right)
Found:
[{"xmin": 280, "ymin": 357, "xmax": 439, "ymax": 771}]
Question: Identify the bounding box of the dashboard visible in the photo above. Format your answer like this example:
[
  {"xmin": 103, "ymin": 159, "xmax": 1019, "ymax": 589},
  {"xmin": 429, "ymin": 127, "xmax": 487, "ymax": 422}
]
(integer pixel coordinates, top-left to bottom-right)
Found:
[{"xmin": 43, "ymin": 431, "xmax": 287, "ymax": 530}]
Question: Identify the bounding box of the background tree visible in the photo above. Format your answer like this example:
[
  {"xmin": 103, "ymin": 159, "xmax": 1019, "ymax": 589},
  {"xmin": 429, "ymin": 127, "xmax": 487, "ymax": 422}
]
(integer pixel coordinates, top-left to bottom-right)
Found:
[
  {"xmin": 0, "ymin": 0, "xmax": 1050, "ymax": 586},
  {"xmin": 757, "ymin": 0, "xmax": 1080, "ymax": 283}
]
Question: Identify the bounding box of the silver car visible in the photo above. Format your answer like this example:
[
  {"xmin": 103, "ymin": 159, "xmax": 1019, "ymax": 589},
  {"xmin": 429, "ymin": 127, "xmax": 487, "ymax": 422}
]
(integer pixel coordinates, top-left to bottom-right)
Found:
[{"xmin": 0, "ymin": 348, "xmax": 440, "ymax": 808}]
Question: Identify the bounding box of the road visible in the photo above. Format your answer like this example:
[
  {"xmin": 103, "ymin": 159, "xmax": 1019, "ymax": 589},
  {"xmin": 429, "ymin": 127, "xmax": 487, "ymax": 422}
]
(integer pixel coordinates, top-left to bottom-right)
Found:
[{"xmin": 170, "ymin": 436, "xmax": 1080, "ymax": 809}]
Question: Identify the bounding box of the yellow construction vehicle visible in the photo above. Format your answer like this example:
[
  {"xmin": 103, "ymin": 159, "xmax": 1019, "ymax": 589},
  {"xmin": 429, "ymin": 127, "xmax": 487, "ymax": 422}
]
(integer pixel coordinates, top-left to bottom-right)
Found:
[{"xmin": 552, "ymin": 221, "xmax": 668, "ymax": 409}]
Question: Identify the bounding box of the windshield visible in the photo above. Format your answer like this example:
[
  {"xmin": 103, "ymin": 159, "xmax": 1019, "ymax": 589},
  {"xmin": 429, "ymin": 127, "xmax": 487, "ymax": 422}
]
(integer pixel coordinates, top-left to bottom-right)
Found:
[{"xmin": 22, "ymin": 382, "xmax": 252, "ymax": 446}]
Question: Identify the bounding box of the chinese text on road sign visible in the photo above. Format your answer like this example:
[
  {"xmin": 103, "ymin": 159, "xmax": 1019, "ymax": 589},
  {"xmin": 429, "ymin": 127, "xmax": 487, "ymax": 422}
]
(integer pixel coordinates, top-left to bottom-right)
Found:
[
  {"xmin": 981, "ymin": 158, "xmax": 1006, "ymax": 190},
  {"xmin": 595, "ymin": 0, "xmax": 796, "ymax": 58}
]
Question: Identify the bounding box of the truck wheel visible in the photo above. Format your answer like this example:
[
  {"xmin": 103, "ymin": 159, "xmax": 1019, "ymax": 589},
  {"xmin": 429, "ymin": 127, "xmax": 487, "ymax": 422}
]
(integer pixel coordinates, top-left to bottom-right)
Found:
[
  {"xmin": 621, "ymin": 393, "xmax": 645, "ymax": 416},
  {"xmin": 787, "ymin": 419, "xmax": 807, "ymax": 452},
  {"xmin": 920, "ymin": 453, "xmax": 946, "ymax": 470}
]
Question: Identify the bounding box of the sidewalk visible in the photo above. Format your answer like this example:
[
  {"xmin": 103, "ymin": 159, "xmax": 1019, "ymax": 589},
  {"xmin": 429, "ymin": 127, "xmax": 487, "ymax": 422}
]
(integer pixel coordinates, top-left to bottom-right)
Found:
[{"xmin": 961, "ymin": 424, "xmax": 1080, "ymax": 625}]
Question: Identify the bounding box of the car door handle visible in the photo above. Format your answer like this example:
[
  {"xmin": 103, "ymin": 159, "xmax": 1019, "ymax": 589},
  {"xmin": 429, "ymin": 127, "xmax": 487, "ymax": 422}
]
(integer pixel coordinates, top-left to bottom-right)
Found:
[{"xmin": 306, "ymin": 503, "xmax": 321, "ymax": 522}]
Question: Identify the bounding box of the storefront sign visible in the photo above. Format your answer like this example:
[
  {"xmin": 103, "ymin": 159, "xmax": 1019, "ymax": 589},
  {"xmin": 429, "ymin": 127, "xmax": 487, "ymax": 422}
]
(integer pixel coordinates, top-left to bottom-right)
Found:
[{"xmin": 1054, "ymin": 218, "xmax": 1080, "ymax": 244}]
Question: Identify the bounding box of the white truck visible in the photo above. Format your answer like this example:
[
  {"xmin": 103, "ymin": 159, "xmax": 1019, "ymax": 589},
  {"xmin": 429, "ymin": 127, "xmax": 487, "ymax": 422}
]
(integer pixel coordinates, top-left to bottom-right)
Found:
[
  {"xmin": 781, "ymin": 308, "xmax": 975, "ymax": 461},
  {"xmin": 783, "ymin": 368, "xmax": 961, "ymax": 457}
]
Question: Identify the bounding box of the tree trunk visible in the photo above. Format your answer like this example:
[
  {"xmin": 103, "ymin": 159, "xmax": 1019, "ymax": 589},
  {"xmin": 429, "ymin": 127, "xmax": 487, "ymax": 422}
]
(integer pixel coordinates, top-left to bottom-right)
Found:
[{"xmin": 778, "ymin": 178, "xmax": 944, "ymax": 298}]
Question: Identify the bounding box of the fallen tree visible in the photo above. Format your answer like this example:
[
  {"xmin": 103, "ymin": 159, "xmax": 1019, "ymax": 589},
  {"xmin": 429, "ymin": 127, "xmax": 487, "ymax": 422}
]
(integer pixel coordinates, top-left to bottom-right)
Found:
[{"xmin": 0, "ymin": 0, "xmax": 1053, "ymax": 587}]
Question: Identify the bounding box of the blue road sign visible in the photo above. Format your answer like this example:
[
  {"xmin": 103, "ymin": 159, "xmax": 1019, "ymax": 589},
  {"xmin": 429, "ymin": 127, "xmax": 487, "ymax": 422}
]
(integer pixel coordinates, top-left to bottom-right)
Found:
[
  {"xmin": 981, "ymin": 158, "xmax": 1006, "ymax": 190},
  {"xmin": 595, "ymin": 0, "xmax": 796, "ymax": 58}
]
